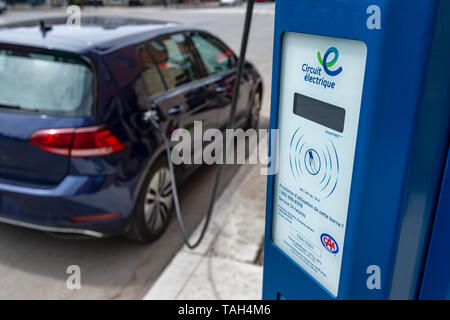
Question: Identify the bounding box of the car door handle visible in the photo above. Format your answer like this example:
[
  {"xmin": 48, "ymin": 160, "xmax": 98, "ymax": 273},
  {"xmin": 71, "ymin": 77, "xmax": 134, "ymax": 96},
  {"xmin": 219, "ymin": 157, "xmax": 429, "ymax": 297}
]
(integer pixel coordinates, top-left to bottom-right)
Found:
[
  {"xmin": 168, "ymin": 105, "xmax": 184, "ymax": 115},
  {"xmin": 215, "ymin": 87, "xmax": 227, "ymax": 93}
]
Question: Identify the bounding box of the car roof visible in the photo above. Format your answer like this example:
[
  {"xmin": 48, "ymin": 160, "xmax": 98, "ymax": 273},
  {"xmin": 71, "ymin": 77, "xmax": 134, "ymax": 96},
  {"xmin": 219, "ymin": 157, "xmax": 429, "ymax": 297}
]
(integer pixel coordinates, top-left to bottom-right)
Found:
[{"xmin": 0, "ymin": 16, "xmax": 204, "ymax": 54}]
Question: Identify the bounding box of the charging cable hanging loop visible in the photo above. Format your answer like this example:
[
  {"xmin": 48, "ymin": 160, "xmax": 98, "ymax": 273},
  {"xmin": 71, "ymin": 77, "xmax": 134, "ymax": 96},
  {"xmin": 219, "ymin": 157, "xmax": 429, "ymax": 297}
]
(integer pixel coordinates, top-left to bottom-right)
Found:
[{"xmin": 148, "ymin": 0, "xmax": 255, "ymax": 249}]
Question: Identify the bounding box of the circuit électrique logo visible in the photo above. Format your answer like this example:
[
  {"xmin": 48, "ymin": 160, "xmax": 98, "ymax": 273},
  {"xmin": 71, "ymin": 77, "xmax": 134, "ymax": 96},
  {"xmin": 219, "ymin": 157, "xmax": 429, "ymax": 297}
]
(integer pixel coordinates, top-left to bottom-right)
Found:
[
  {"xmin": 302, "ymin": 46, "xmax": 343, "ymax": 89},
  {"xmin": 317, "ymin": 47, "xmax": 343, "ymax": 77}
]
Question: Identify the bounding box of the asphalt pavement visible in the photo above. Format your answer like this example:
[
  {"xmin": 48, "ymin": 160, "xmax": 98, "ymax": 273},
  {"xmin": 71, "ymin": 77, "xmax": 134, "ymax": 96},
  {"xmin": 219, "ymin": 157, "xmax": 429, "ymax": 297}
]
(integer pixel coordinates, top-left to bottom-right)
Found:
[{"xmin": 0, "ymin": 3, "xmax": 274, "ymax": 299}]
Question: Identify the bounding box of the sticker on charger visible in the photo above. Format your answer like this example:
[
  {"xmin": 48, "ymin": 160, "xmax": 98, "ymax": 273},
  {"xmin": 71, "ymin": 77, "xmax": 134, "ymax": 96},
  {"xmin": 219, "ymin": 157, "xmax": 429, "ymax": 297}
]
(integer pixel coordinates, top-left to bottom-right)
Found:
[{"xmin": 271, "ymin": 32, "xmax": 367, "ymax": 297}]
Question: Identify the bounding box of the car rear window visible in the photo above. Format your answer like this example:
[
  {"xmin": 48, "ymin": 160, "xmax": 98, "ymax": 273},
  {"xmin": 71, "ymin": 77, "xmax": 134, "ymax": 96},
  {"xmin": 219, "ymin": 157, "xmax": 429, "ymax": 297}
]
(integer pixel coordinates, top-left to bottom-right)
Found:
[{"xmin": 0, "ymin": 48, "xmax": 95, "ymax": 116}]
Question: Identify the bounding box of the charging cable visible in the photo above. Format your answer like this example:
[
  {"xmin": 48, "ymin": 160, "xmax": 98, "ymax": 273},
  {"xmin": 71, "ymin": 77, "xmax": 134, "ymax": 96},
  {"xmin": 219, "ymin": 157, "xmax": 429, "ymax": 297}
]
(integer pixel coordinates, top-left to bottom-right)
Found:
[{"xmin": 145, "ymin": 0, "xmax": 255, "ymax": 249}]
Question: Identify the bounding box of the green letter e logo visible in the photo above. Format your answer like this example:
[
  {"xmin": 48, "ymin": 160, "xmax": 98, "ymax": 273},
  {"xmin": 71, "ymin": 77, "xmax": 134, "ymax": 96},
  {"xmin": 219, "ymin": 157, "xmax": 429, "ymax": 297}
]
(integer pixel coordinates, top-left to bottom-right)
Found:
[{"xmin": 317, "ymin": 47, "xmax": 343, "ymax": 77}]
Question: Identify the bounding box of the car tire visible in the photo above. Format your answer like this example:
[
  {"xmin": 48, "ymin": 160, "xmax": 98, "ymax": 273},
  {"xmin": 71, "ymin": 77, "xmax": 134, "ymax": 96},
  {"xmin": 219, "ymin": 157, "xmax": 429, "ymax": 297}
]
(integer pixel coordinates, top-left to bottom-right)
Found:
[
  {"xmin": 127, "ymin": 156, "xmax": 174, "ymax": 243},
  {"xmin": 247, "ymin": 90, "xmax": 262, "ymax": 130}
]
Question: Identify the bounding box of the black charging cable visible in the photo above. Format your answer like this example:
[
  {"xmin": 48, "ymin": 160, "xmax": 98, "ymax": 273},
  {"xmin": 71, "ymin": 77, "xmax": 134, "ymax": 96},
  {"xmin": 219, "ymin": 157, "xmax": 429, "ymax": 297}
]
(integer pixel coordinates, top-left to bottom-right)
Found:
[{"xmin": 145, "ymin": 0, "xmax": 255, "ymax": 249}]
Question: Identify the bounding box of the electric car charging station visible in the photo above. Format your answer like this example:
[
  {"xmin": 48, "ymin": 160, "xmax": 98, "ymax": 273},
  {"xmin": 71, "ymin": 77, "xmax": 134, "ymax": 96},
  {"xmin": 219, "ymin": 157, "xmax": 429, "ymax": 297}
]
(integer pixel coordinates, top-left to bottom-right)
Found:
[
  {"xmin": 5, "ymin": 0, "xmax": 450, "ymax": 304},
  {"xmin": 263, "ymin": 0, "xmax": 450, "ymax": 300}
]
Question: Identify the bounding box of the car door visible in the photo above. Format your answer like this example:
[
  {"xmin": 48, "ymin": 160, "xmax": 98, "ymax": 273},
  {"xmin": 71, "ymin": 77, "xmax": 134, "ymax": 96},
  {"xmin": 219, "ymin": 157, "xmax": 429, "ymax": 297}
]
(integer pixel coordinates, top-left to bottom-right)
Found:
[{"xmin": 188, "ymin": 31, "xmax": 252, "ymax": 129}]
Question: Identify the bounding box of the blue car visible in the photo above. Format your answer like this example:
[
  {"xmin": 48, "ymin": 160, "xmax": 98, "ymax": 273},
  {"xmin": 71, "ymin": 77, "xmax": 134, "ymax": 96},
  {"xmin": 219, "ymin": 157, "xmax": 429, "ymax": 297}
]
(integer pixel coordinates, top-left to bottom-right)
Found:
[{"xmin": 0, "ymin": 17, "xmax": 263, "ymax": 241}]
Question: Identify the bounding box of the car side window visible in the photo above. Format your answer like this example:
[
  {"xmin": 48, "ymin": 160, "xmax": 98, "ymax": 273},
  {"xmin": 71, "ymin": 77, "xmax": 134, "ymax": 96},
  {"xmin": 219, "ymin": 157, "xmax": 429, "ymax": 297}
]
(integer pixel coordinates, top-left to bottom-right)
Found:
[
  {"xmin": 137, "ymin": 46, "xmax": 166, "ymax": 97},
  {"xmin": 190, "ymin": 33, "xmax": 235, "ymax": 76},
  {"xmin": 147, "ymin": 33, "xmax": 203, "ymax": 90}
]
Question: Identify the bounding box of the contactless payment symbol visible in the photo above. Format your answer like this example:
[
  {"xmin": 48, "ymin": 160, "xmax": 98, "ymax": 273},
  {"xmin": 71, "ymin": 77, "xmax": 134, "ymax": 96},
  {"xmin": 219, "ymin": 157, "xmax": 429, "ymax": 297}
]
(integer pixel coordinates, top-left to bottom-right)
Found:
[
  {"xmin": 305, "ymin": 149, "xmax": 321, "ymax": 175},
  {"xmin": 317, "ymin": 47, "xmax": 343, "ymax": 77},
  {"xmin": 289, "ymin": 127, "xmax": 340, "ymax": 199}
]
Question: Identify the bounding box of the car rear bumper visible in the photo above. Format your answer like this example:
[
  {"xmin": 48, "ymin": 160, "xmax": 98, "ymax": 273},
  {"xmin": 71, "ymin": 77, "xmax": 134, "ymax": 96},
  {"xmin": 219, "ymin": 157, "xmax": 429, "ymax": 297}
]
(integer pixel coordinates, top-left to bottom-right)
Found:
[
  {"xmin": 0, "ymin": 215, "xmax": 106, "ymax": 238},
  {"xmin": 0, "ymin": 174, "xmax": 136, "ymax": 237}
]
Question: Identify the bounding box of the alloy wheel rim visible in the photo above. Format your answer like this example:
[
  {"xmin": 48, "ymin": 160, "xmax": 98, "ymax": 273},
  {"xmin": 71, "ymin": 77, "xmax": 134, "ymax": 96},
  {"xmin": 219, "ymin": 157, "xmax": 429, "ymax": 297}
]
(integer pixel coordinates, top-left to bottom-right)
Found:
[{"xmin": 144, "ymin": 168, "xmax": 173, "ymax": 232}]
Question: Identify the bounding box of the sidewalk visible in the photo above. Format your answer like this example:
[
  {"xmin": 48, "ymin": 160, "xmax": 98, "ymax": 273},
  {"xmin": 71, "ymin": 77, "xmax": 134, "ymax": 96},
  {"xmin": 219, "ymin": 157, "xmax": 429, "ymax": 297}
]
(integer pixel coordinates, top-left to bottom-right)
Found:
[{"xmin": 144, "ymin": 136, "xmax": 268, "ymax": 300}]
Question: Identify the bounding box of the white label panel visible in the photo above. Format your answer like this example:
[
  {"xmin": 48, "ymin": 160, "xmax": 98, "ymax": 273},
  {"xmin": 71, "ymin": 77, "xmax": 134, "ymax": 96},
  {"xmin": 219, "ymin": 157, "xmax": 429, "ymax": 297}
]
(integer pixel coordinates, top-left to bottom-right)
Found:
[{"xmin": 272, "ymin": 32, "xmax": 367, "ymax": 297}]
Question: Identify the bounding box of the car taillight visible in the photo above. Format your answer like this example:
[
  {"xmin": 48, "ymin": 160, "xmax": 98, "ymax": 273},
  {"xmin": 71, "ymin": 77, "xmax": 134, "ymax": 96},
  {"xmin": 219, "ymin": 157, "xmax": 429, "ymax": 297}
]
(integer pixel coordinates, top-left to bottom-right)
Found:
[
  {"xmin": 70, "ymin": 126, "xmax": 125, "ymax": 157},
  {"xmin": 29, "ymin": 126, "xmax": 125, "ymax": 157},
  {"xmin": 29, "ymin": 128, "xmax": 75, "ymax": 156}
]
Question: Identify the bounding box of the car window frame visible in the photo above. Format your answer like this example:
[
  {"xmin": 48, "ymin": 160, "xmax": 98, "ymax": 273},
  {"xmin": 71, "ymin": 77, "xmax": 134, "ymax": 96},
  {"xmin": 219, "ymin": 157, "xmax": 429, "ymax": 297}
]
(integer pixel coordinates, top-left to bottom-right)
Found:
[
  {"xmin": 144, "ymin": 31, "xmax": 206, "ymax": 92},
  {"xmin": 187, "ymin": 31, "xmax": 238, "ymax": 77},
  {"xmin": 135, "ymin": 43, "xmax": 168, "ymax": 98}
]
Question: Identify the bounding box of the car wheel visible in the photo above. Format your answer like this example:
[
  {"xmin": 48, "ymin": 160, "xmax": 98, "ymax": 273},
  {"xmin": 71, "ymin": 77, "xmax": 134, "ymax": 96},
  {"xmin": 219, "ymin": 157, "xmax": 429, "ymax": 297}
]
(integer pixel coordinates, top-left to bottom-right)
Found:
[
  {"xmin": 247, "ymin": 90, "xmax": 262, "ymax": 129},
  {"xmin": 127, "ymin": 156, "xmax": 174, "ymax": 242}
]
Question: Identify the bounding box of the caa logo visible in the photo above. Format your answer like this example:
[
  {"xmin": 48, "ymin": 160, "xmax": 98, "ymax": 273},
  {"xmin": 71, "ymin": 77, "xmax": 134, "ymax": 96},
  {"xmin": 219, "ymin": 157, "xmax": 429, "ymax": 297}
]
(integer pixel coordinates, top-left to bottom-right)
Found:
[{"xmin": 320, "ymin": 233, "xmax": 339, "ymax": 254}]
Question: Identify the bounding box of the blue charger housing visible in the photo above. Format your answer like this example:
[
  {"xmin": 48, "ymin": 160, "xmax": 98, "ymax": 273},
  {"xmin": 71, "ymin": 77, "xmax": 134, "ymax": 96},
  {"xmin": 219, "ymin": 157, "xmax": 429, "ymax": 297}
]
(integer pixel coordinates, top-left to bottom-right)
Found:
[{"xmin": 263, "ymin": 0, "xmax": 450, "ymax": 300}]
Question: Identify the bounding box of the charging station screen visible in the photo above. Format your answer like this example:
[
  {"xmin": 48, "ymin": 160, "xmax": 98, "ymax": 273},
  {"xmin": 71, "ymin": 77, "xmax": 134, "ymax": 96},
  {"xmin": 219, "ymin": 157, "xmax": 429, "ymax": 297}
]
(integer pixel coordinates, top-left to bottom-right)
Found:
[
  {"xmin": 293, "ymin": 93, "xmax": 346, "ymax": 133},
  {"xmin": 271, "ymin": 32, "xmax": 367, "ymax": 297}
]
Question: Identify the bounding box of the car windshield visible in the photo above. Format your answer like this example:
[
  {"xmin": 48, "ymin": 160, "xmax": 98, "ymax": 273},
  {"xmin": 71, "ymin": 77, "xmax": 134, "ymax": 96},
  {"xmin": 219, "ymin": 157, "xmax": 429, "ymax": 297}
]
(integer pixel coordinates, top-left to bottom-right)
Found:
[{"xmin": 0, "ymin": 48, "xmax": 95, "ymax": 116}]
